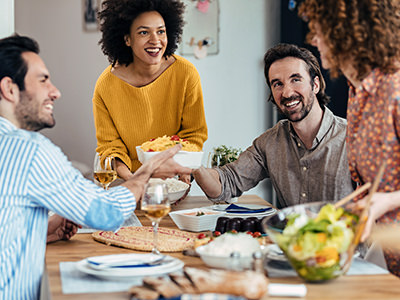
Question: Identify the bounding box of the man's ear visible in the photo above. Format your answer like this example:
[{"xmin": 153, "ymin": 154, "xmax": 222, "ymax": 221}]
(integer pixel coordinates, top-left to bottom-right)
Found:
[
  {"xmin": 313, "ymin": 76, "xmax": 321, "ymax": 95},
  {"xmin": 0, "ymin": 77, "xmax": 19, "ymax": 102}
]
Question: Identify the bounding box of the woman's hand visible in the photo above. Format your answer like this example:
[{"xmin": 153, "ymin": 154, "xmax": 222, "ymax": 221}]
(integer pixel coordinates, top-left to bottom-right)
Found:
[{"xmin": 350, "ymin": 192, "xmax": 400, "ymax": 242}]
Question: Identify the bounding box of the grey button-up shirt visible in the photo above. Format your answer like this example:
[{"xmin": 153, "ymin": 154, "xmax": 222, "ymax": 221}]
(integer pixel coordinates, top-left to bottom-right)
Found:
[{"xmin": 212, "ymin": 107, "xmax": 354, "ymax": 208}]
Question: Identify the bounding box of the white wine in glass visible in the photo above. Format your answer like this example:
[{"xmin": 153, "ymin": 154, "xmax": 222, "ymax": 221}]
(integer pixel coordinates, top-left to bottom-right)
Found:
[
  {"xmin": 142, "ymin": 181, "xmax": 170, "ymax": 255},
  {"xmin": 93, "ymin": 154, "xmax": 117, "ymax": 190}
]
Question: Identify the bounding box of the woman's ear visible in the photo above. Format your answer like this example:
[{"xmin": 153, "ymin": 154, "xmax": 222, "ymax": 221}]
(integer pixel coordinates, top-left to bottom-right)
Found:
[
  {"xmin": 0, "ymin": 77, "xmax": 19, "ymax": 103},
  {"xmin": 124, "ymin": 35, "xmax": 131, "ymax": 47}
]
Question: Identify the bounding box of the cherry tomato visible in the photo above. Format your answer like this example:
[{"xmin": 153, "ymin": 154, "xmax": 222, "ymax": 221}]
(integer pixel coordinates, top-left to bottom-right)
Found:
[
  {"xmin": 252, "ymin": 232, "xmax": 261, "ymax": 238},
  {"xmin": 197, "ymin": 233, "xmax": 206, "ymax": 239},
  {"xmin": 246, "ymin": 231, "xmax": 253, "ymax": 235},
  {"xmin": 171, "ymin": 135, "xmax": 180, "ymax": 141},
  {"xmin": 230, "ymin": 229, "xmax": 238, "ymax": 234},
  {"xmin": 213, "ymin": 231, "xmax": 221, "ymax": 237}
]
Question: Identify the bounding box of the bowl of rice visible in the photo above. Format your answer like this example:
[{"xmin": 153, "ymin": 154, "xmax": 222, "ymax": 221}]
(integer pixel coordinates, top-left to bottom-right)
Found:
[
  {"xmin": 136, "ymin": 135, "xmax": 204, "ymax": 168},
  {"xmin": 196, "ymin": 232, "xmax": 262, "ymax": 269},
  {"xmin": 149, "ymin": 178, "xmax": 190, "ymax": 204}
]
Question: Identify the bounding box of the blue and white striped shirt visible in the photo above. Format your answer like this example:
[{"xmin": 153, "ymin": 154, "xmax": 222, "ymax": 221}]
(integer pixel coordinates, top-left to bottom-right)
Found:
[{"xmin": 0, "ymin": 117, "xmax": 136, "ymax": 299}]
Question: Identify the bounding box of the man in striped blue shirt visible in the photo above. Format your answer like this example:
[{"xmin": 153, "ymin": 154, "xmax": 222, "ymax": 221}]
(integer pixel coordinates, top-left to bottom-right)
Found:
[{"xmin": 0, "ymin": 35, "xmax": 192, "ymax": 300}]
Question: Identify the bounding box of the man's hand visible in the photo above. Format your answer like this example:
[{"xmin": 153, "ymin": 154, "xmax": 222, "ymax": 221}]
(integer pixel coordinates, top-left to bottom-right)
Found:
[
  {"xmin": 192, "ymin": 166, "xmax": 222, "ymax": 198},
  {"xmin": 47, "ymin": 214, "xmax": 81, "ymax": 243},
  {"xmin": 122, "ymin": 145, "xmax": 192, "ymax": 201}
]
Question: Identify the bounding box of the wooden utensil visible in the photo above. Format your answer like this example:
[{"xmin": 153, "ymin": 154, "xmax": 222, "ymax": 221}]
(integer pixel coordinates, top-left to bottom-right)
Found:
[
  {"xmin": 334, "ymin": 182, "xmax": 372, "ymax": 209},
  {"xmin": 343, "ymin": 161, "xmax": 387, "ymax": 271},
  {"xmin": 352, "ymin": 161, "xmax": 387, "ymax": 246}
]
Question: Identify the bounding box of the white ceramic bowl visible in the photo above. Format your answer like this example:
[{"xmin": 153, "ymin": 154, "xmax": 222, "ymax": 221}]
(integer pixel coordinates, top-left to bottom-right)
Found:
[
  {"xmin": 196, "ymin": 245, "xmax": 254, "ymax": 269},
  {"xmin": 136, "ymin": 146, "xmax": 203, "ymax": 168},
  {"xmin": 169, "ymin": 208, "xmax": 225, "ymax": 232},
  {"xmin": 149, "ymin": 178, "xmax": 189, "ymax": 204}
]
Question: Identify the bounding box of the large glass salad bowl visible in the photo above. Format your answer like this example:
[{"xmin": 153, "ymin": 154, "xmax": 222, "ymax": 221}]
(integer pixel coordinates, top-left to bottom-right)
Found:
[{"xmin": 262, "ymin": 202, "xmax": 359, "ymax": 282}]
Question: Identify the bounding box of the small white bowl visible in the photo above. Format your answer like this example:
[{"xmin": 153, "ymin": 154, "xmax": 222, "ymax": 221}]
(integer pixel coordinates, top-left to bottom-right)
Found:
[
  {"xmin": 169, "ymin": 208, "xmax": 225, "ymax": 232},
  {"xmin": 196, "ymin": 245, "xmax": 254, "ymax": 269},
  {"xmin": 136, "ymin": 146, "xmax": 203, "ymax": 168},
  {"xmin": 149, "ymin": 178, "xmax": 189, "ymax": 204}
]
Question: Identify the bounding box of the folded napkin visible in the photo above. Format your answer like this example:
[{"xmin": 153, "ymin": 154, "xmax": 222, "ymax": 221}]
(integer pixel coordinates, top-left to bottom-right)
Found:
[
  {"xmin": 225, "ymin": 204, "xmax": 272, "ymax": 214},
  {"xmin": 87, "ymin": 253, "xmax": 164, "ymax": 269}
]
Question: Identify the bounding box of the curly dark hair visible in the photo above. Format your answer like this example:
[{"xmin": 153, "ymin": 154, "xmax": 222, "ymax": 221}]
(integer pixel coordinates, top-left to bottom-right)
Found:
[
  {"xmin": 0, "ymin": 34, "xmax": 39, "ymax": 92},
  {"xmin": 264, "ymin": 43, "xmax": 330, "ymax": 107},
  {"xmin": 299, "ymin": 0, "xmax": 400, "ymax": 81},
  {"xmin": 98, "ymin": 0, "xmax": 185, "ymax": 66}
]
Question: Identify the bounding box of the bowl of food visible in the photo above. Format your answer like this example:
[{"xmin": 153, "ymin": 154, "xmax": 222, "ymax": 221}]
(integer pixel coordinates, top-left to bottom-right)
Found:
[
  {"xmin": 137, "ymin": 135, "xmax": 204, "ymax": 168},
  {"xmin": 195, "ymin": 232, "xmax": 262, "ymax": 269},
  {"xmin": 169, "ymin": 208, "xmax": 225, "ymax": 232},
  {"xmin": 148, "ymin": 178, "xmax": 189, "ymax": 204},
  {"xmin": 262, "ymin": 202, "xmax": 359, "ymax": 282}
]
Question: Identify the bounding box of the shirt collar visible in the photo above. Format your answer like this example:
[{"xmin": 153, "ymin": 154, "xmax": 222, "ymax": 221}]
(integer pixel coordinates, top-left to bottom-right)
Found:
[
  {"xmin": 349, "ymin": 68, "xmax": 382, "ymax": 96},
  {"xmin": 288, "ymin": 106, "xmax": 334, "ymax": 149},
  {"xmin": 0, "ymin": 116, "xmax": 18, "ymax": 135}
]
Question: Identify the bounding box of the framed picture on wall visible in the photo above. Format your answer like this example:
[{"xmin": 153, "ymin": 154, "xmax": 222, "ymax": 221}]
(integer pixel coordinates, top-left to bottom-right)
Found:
[{"xmin": 83, "ymin": 0, "xmax": 102, "ymax": 31}]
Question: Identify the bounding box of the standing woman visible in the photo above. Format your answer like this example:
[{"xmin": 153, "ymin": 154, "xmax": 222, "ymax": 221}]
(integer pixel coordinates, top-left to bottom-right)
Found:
[
  {"xmin": 93, "ymin": 0, "xmax": 208, "ymax": 181},
  {"xmin": 299, "ymin": 0, "xmax": 400, "ymax": 276}
]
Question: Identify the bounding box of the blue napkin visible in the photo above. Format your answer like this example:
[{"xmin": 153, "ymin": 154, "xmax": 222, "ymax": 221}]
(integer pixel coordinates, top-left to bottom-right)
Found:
[{"xmin": 225, "ymin": 203, "xmax": 273, "ymax": 214}]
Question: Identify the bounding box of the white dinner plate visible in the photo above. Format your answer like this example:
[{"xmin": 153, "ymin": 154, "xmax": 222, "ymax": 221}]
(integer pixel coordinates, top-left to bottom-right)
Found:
[
  {"xmin": 202, "ymin": 204, "xmax": 276, "ymax": 218},
  {"xmin": 75, "ymin": 256, "xmax": 184, "ymax": 280}
]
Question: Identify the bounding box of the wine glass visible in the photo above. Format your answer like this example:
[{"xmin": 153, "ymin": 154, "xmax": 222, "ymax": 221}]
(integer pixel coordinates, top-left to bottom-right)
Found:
[
  {"xmin": 141, "ymin": 181, "xmax": 171, "ymax": 255},
  {"xmin": 93, "ymin": 153, "xmax": 117, "ymax": 190}
]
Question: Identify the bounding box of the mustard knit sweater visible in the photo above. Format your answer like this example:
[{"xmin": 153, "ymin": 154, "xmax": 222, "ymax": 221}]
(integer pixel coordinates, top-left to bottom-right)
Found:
[{"xmin": 92, "ymin": 55, "xmax": 208, "ymax": 172}]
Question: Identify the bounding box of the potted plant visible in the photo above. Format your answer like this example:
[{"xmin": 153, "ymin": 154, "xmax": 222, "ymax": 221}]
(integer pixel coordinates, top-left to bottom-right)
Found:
[
  {"xmin": 210, "ymin": 145, "xmax": 242, "ymax": 167},
  {"xmin": 209, "ymin": 145, "xmax": 242, "ymax": 203}
]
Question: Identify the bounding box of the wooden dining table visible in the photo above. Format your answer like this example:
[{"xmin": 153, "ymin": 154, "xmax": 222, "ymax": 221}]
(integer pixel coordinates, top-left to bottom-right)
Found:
[{"xmin": 45, "ymin": 195, "xmax": 400, "ymax": 300}]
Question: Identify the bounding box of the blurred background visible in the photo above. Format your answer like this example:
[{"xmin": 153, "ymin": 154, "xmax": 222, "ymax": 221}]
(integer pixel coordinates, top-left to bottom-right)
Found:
[{"xmin": 1, "ymin": 0, "xmax": 348, "ymax": 204}]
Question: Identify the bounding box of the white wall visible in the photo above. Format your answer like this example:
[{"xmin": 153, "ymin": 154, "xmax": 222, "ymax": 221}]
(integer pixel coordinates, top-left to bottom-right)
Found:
[
  {"xmin": 15, "ymin": 0, "xmax": 280, "ymax": 201},
  {"xmin": 0, "ymin": 0, "xmax": 14, "ymax": 38}
]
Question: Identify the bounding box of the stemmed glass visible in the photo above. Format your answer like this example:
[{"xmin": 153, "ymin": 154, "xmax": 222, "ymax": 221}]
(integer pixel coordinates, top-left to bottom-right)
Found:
[
  {"xmin": 93, "ymin": 153, "xmax": 117, "ymax": 190},
  {"xmin": 141, "ymin": 181, "xmax": 171, "ymax": 255}
]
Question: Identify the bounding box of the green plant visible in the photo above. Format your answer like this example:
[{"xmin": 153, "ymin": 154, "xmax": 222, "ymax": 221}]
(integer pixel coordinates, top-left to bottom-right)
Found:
[{"xmin": 211, "ymin": 145, "xmax": 242, "ymax": 167}]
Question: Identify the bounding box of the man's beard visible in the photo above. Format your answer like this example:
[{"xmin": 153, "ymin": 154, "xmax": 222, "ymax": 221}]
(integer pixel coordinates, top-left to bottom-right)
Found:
[
  {"xmin": 15, "ymin": 92, "xmax": 55, "ymax": 131},
  {"xmin": 277, "ymin": 92, "xmax": 314, "ymax": 122}
]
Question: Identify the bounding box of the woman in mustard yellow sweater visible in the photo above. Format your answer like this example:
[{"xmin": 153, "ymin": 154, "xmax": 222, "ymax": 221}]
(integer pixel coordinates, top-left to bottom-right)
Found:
[{"xmin": 93, "ymin": 0, "xmax": 208, "ymax": 181}]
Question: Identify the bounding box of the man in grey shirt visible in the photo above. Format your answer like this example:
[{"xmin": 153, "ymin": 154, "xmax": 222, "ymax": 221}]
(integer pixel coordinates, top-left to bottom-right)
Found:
[{"xmin": 193, "ymin": 44, "xmax": 354, "ymax": 208}]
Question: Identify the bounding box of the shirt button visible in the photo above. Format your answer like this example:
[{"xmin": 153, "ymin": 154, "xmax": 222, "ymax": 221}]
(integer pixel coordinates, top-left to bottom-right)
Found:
[
  {"xmin": 302, "ymin": 166, "xmax": 307, "ymax": 171},
  {"xmin": 301, "ymin": 192, "xmax": 306, "ymax": 198}
]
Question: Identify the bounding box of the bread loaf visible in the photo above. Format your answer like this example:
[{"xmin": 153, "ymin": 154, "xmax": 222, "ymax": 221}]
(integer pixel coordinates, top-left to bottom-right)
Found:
[
  {"xmin": 184, "ymin": 267, "xmax": 269, "ymax": 299},
  {"xmin": 130, "ymin": 267, "xmax": 268, "ymax": 300},
  {"xmin": 143, "ymin": 276, "xmax": 183, "ymax": 298}
]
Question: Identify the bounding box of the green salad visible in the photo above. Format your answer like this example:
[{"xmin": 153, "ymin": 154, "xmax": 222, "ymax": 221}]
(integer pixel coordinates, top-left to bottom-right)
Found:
[{"xmin": 276, "ymin": 204, "xmax": 358, "ymax": 281}]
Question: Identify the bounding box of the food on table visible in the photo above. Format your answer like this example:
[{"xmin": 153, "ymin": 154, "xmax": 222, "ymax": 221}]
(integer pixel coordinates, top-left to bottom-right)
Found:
[
  {"xmin": 215, "ymin": 216, "xmax": 229, "ymax": 233},
  {"xmin": 274, "ymin": 203, "xmax": 358, "ymax": 281},
  {"xmin": 215, "ymin": 216, "xmax": 266, "ymax": 234},
  {"xmin": 194, "ymin": 232, "xmax": 262, "ymax": 255},
  {"xmin": 149, "ymin": 178, "xmax": 189, "ymax": 193},
  {"xmin": 92, "ymin": 226, "xmax": 197, "ymax": 252},
  {"xmin": 182, "ymin": 211, "xmax": 219, "ymax": 216},
  {"xmin": 129, "ymin": 267, "xmax": 269, "ymax": 300},
  {"xmin": 140, "ymin": 135, "xmax": 199, "ymax": 152}
]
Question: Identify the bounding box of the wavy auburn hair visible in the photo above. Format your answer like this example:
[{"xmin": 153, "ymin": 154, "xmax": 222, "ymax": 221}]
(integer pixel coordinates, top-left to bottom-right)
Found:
[
  {"xmin": 299, "ymin": 0, "xmax": 400, "ymax": 81},
  {"xmin": 98, "ymin": 0, "xmax": 185, "ymax": 66}
]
